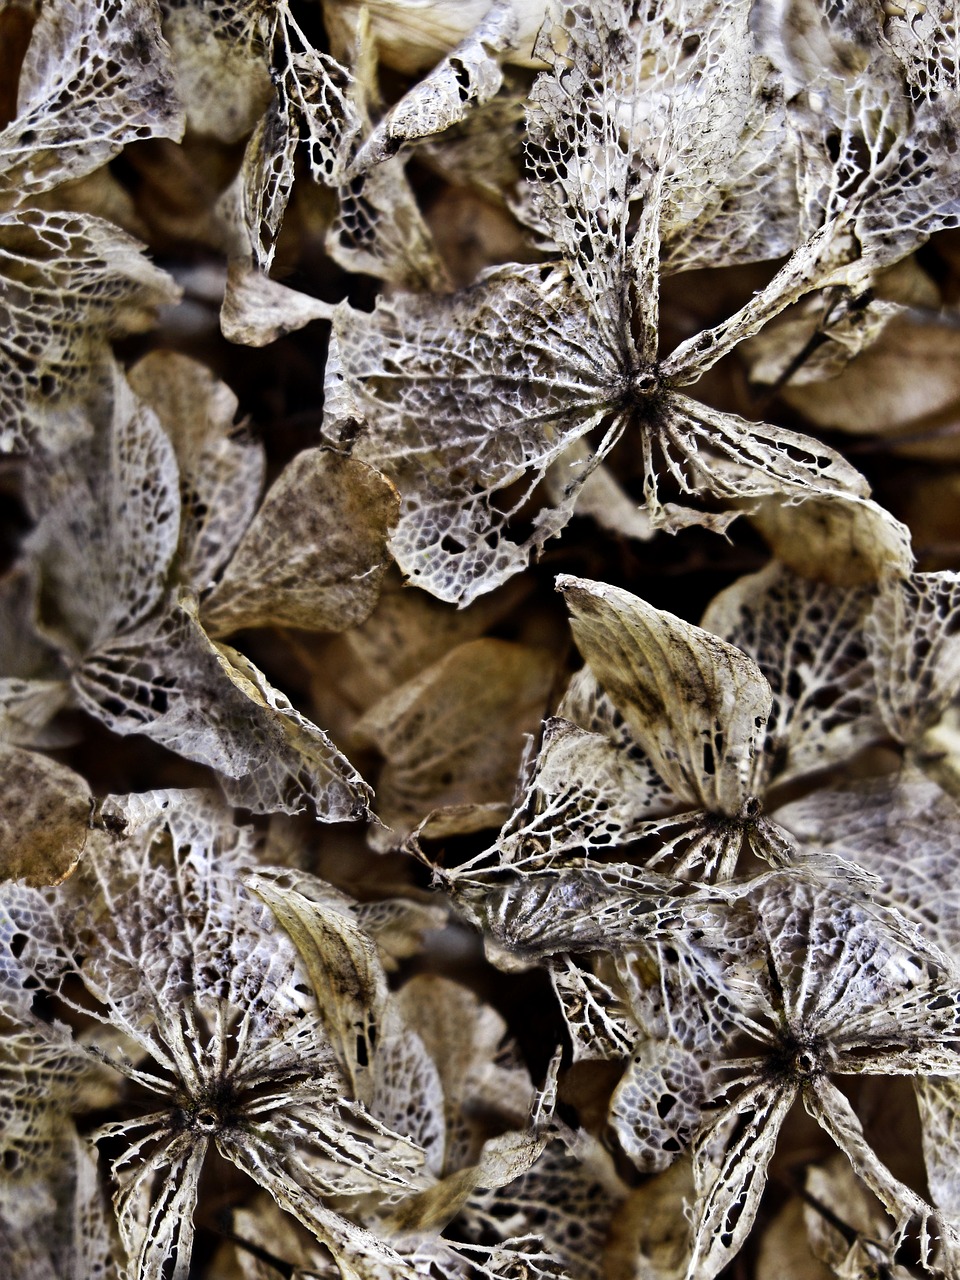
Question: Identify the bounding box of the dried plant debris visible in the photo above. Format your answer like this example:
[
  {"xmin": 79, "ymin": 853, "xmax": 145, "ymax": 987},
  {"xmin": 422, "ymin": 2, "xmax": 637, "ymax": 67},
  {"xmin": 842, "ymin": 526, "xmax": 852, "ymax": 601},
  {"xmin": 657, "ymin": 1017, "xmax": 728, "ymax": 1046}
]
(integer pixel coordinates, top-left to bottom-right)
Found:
[
  {"xmin": 322, "ymin": 0, "xmax": 960, "ymax": 603},
  {"xmin": 678, "ymin": 874, "xmax": 960, "ymax": 1279},
  {"xmin": 8, "ymin": 0, "xmax": 960, "ymax": 1276},
  {"xmin": 0, "ymin": 0, "xmax": 184, "ymax": 452},
  {"xmin": 0, "ymin": 791, "xmax": 581, "ymax": 1280},
  {"xmin": 0, "ymin": 792, "xmax": 428, "ymax": 1278},
  {"xmin": 10, "ymin": 354, "xmax": 400, "ymax": 818},
  {"xmin": 459, "ymin": 572, "xmax": 874, "ymax": 914}
]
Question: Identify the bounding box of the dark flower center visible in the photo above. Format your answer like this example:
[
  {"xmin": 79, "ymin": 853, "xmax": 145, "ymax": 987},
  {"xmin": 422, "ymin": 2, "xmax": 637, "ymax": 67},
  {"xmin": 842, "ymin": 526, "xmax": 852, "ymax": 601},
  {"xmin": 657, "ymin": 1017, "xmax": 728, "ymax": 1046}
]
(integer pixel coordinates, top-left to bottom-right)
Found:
[
  {"xmin": 627, "ymin": 365, "xmax": 661, "ymax": 402},
  {"xmin": 767, "ymin": 1030, "xmax": 829, "ymax": 1082},
  {"xmin": 176, "ymin": 1082, "xmax": 240, "ymax": 1135}
]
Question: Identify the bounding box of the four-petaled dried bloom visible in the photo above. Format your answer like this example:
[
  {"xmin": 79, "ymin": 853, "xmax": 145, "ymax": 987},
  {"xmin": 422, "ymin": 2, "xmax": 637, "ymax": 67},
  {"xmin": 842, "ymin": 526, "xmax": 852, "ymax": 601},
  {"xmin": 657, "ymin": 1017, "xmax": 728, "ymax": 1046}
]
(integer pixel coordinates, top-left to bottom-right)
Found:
[{"xmin": 0, "ymin": 793, "xmax": 427, "ymax": 1279}]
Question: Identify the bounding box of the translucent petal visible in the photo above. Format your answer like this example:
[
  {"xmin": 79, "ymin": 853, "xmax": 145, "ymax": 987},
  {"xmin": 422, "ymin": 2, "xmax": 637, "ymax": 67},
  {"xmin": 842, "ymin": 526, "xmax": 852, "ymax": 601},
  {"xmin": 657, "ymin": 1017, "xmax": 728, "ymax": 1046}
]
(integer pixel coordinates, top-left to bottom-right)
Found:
[
  {"xmin": 24, "ymin": 359, "xmax": 181, "ymax": 653},
  {"xmin": 0, "ymin": 0, "xmax": 183, "ymax": 203},
  {"xmin": 702, "ymin": 562, "xmax": 879, "ymax": 785},
  {"xmin": 349, "ymin": 0, "xmax": 520, "ymax": 174},
  {"xmin": 866, "ymin": 571, "xmax": 960, "ymax": 744},
  {"xmin": 687, "ymin": 1078, "xmax": 796, "ymax": 1280},
  {"xmin": 74, "ymin": 595, "xmax": 372, "ymax": 821},
  {"xmin": 126, "ymin": 351, "xmax": 265, "ymax": 589},
  {"xmin": 611, "ymin": 1039, "xmax": 708, "ymax": 1173}
]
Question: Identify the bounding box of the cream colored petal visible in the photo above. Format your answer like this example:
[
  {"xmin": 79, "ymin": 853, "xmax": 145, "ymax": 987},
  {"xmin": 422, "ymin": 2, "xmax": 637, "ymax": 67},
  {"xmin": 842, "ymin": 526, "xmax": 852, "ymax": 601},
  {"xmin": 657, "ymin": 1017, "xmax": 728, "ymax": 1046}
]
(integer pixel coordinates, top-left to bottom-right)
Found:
[{"xmin": 558, "ymin": 575, "xmax": 772, "ymax": 815}]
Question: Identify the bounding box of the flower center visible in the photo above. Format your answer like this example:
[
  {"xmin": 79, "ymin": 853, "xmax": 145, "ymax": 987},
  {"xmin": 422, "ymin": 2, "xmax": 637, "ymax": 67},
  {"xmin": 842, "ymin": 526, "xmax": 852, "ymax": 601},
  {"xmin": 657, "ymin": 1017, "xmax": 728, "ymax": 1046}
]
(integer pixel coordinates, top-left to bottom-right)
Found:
[
  {"xmin": 767, "ymin": 1030, "xmax": 829, "ymax": 1082},
  {"xmin": 628, "ymin": 366, "xmax": 661, "ymax": 401},
  {"xmin": 177, "ymin": 1082, "xmax": 239, "ymax": 1134}
]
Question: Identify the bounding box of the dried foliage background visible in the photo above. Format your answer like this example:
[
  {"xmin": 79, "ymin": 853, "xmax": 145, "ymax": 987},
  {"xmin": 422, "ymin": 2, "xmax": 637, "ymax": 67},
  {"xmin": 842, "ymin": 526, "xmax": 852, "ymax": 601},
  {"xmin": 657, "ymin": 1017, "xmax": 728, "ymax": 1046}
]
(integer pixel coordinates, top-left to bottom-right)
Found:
[{"xmin": 5, "ymin": 1, "xmax": 960, "ymax": 1278}]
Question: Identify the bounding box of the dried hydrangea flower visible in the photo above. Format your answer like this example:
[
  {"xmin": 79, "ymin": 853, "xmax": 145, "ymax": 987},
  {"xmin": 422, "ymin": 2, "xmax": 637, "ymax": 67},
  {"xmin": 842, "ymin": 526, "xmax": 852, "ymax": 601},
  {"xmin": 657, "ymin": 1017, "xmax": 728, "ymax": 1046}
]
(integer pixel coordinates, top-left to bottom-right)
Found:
[
  {"xmin": 166, "ymin": 0, "xmax": 447, "ymax": 337},
  {"xmin": 666, "ymin": 0, "xmax": 960, "ymax": 395},
  {"xmin": 0, "ymin": 0, "xmax": 184, "ymax": 452},
  {"xmin": 0, "ymin": 791, "xmax": 434, "ymax": 1280},
  {"xmin": 16, "ymin": 355, "xmax": 398, "ymax": 818},
  {"xmin": 778, "ymin": 767, "xmax": 960, "ymax": 1231},
  {"xmin": 475, "ymin": 573, "xmax": 867, "ymax": 902},
  {"xmin": 674, "ymin": 873, "xmax": 960, "ymax": 1278},
  {"xmin": 327, "ymin": 0, "xmax": 882, "ymax": 604},
  {"xmin": 234, "ymin": 872, "xmax": 567, "ymax": 1279}
]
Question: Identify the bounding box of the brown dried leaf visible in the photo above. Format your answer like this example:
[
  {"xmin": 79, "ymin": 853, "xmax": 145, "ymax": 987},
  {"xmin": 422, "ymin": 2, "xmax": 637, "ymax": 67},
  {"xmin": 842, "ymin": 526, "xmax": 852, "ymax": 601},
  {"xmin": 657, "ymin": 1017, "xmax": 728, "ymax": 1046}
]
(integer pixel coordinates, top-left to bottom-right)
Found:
[
  {"xmin": 749, "ymin": 492, "xmax": 914, "ymax": 586},
  {"xmin": 778, "ymin": 313, "xmax": 960, "ymax": 452},
  {"xmin": 352, "ymin": 638, "xmax": 554, "ymax": 847},
  {"xmin": 754, "ymin": 1197, "xmax": 832, "ymax": 1280},
  {"xmin": 202, "ymin": 451, "xmax": 399, "ymax": 636},
  {"xmin": 0, "ymin": 745, "xmax": 90, "ymax": 886},
  {"xmin": 317, "ymin": 571, "xmax": 526, "ymax": 716}
]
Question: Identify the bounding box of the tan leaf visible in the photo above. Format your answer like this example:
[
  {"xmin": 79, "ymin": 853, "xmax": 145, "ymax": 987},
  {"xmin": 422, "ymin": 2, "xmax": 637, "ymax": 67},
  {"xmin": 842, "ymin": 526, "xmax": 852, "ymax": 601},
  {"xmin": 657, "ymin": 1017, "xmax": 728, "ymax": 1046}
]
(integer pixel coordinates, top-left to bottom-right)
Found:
[
  {"xmin": 352, "ymin": 638, "xmax": 555, "ymax": 847},
  {"xmin": 202, "ymin": 451, "xmax": 399, "ymax": 636},
  {"xmin": 318, "ymin": 570, "xmax": 528, "ymax": 717},
  {"xmin": 392, "ymin": 975, "xmax": 533, "ymax": 1139},
  {"xmin": 754, "ymin": 1197, "xmax": 832, "ymax": 1280},
  {"xmin": 749, "ymin": 492, "xmax": 914, "ymax": 586},
  {"xmin": 0, "ymin": 744, "xmax": 90, "ymax": 885},
  {"xmin": 777, "ymin": 313, "xmax": 960, "ymax": 452}
]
